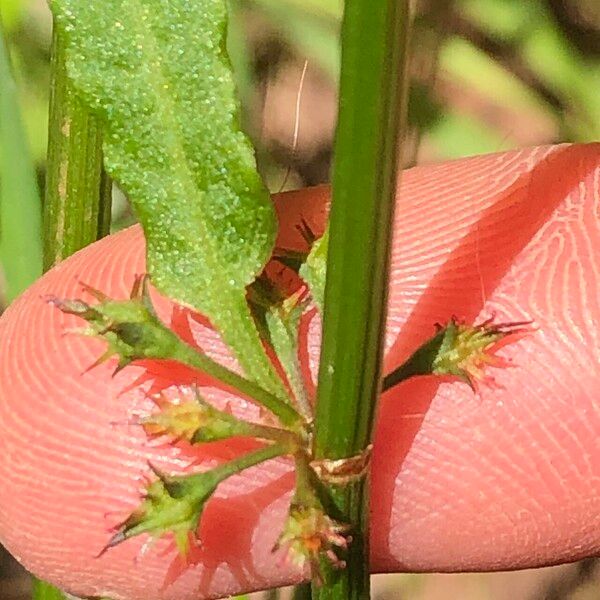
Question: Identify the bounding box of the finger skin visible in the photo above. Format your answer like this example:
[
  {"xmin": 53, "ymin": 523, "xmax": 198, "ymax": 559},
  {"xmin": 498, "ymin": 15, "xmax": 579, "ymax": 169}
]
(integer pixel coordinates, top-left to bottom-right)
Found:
[{"xmin": 0, "ymin": 144, "xmax": 598, "ymax": 600}]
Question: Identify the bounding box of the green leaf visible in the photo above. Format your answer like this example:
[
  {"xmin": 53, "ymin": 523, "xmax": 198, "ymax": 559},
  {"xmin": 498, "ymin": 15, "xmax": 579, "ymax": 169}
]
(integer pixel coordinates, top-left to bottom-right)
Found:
[
  {"xmin": 299, "ymin": 229, "xmax": 328, "ymax": 313},
  {"xmin": 31, "ymin": 580, "xmax": 68, "ymax": 600},
  {"xmin": 0, "ymin": 18, "xmax": 43, "ymax": 303},
  {"xmin": 50, "ymin": 0, "xmax": 286, "ymax": 396}
]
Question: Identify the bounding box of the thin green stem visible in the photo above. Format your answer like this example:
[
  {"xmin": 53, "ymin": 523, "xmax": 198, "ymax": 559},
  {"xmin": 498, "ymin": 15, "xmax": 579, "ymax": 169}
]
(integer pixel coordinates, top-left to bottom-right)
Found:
[
  {"xmin": 312, "ymin": 1, "xmax": 411, "ymax": 598},
  {"xmin": 286, "ymin": 444, "xmax": 313, "ymax": 600},
  {"xmin": 218, "ymin": 296, "xmax": 292, "ymax": 408},
  {"xmin": 293, "ymin": 451, "xmax": 320, "ymax": 507},
  {"xmin": 211, "ymin": 443, "xmax": 287, "ymax": 481},
  {"xmin": 43, "ymin": 26, "xmax": 111, "ymax": 270},
  {"xmin": 284, "ymin": 351, "xmax": 312, "ymax": 421},
  {"xmin": 382, "ymin": 327, "xmax": 447, "ymax": 391},
  {"xmin": 264, "ymin": 305, "xmax": 313, "ymax": 420},
  {"xmin": 172, "ymin": 340, "xmax": 302, "ymax": 428},
  {"xmin": 245, "ymin": 422, "xmax": 301, "ymax": 448},
  {"xmin": 34, "ymin": 22, "xmax": 112, "ymax": 600}
]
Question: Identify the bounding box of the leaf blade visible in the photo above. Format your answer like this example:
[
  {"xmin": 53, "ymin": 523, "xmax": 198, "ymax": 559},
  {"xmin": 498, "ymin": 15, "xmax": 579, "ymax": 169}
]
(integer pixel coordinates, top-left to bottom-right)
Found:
[
  {"xmin": 51, "ymin": 0, "xmax": 286, "ymax": 395},
  {"xmin": 52, "ymin": 0, "xmax": 275, "ymax": 303}
]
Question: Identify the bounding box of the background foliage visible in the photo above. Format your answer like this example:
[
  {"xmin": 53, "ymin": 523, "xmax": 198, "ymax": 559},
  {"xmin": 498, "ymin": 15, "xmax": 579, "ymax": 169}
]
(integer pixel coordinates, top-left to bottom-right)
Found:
[{"xmin": 0, "ymin": 0, "xmax": 599, "ymax": 598}]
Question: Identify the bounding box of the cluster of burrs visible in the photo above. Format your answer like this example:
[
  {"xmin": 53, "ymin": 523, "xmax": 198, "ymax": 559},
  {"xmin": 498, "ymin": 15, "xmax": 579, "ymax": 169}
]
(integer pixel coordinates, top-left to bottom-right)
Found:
[{"xmin": 53, "ymin": 274, "xmax": 529, "ymax": 582}]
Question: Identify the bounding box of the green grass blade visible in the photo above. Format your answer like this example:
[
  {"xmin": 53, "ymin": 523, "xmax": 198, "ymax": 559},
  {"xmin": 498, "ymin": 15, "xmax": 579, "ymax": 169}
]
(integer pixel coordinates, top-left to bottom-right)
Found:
[{"xmin": 0, "ymin": 15, "xmax": 42, "ymax": 302}]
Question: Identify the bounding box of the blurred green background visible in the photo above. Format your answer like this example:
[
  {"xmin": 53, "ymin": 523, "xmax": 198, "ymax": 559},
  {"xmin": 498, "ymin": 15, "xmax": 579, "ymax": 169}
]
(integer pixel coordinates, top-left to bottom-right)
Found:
[{"xmin": 1, "ymin": 0, "xmax": 599, "ymax": 598}]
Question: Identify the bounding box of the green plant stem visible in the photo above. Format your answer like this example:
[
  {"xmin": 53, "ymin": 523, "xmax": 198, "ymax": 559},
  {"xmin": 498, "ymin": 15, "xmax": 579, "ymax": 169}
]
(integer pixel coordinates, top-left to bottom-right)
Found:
[
  {"xmin": 312, "ymin": 1, "xmax": 411, "ymax": 599},
  {"xmin": 33, "ymin": 23, "xmax": 112, "ymax": 600},
  {"xmin": 244, "ymin": 422, "xmax": 300, "ymax": 448},
  {"xmin": 0, "ymin": 15, "xmax": 43, "ymax": 302},
  {"xmin": 43, "ymin": 26, "xmax": 111, "ymax": 270},
  {"xmin": 218, "ymin": 298, "xmax": 291, "ymax": 406},
  {"xmin": 382, "ymin": 327, "xmax": 447, "ymax": 391},
  {"xmin": 170, "ymin": 338, "xmax": 302, "ymax": 428},
  {"xmin": 211, "ymin": 442, "xmax": 286, "ymax": 480}
]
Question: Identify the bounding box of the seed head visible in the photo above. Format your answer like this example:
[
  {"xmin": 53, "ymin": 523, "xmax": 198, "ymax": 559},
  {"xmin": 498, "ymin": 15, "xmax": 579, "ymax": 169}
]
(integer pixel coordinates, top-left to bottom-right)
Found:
[
  {"xmin": 273, "ymin": 504, "xmax": 351, "ymax": 583},
  {"xmin": 103, "ymin": 464, "xmax": 218, "ymax": 557}
]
